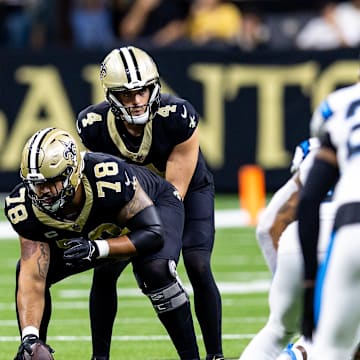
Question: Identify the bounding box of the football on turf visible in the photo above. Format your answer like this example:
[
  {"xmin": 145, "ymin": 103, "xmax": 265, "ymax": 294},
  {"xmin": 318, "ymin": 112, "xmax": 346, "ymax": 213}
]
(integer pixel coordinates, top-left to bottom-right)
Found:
[{"xmin": 23, "ymin": 342, "xmax": 54, "ymax": 360}]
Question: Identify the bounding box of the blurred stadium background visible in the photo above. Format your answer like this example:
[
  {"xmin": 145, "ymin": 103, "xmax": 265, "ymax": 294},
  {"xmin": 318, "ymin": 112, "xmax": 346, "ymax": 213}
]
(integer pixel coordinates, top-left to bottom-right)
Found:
[{"xmin": 1, "ymin": 0, "xmax": 360, "ymax": 358}]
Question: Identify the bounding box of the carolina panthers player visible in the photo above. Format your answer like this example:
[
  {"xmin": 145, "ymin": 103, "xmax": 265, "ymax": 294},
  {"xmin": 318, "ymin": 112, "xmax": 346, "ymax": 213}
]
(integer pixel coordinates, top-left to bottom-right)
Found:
[
  {"xmin": 239, "ymin": 138, "xmax": 337, "ymax": 360},
  {"xmin": 298, "ymin": 94, "xmax": 360, "ymax": 359},
  {"xmin": 256, "ymin": 138, "xmax": 323, "ymax": 275},
  {"xmin": 5, "ymin": 128, "xmax": 200, "ymax": 360},
  {"xmin": 76, "ymin": 46, "xmax": 222, "ymax": 360},
  {"xmin": 310, "ymin": 81, "xmax": 360, "ymax": 138}
]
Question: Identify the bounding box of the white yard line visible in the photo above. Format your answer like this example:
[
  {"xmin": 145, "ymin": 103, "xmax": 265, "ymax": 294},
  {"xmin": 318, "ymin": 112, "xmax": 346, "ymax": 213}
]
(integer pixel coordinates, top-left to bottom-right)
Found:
[
  {"xmin": 0, "ymin": 280, "xmax": 271, "ymax": 313},
  {"xmin": 0, "ymin": 334, "xmax": 256, "ymax": 342},
  {"xmin": 56, "ymin": 280, "xmax": 270, "ymax": 299}
]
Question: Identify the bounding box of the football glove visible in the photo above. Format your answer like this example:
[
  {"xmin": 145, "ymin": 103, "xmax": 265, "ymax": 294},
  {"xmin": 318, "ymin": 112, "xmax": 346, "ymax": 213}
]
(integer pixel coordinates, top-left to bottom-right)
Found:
[
  {"xmin": 290, "ymin": 138, "xmax": 320, "ymax": 174},
  {"xmin": 14, "ymin": 334, "xmax": 54, "ymax": 360},
  {"xmin": 63, "ymin": 237, "xmax": 100, "ymax": 266},
  {"xmin": 301, "ymin": 284, "xmax": 315, "ymax": 340}
]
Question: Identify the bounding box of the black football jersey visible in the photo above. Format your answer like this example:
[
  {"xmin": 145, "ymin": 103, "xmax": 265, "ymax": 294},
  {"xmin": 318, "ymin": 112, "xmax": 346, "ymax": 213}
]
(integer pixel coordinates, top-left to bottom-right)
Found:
[
  {"xmin": 77, "ymin": 93, "xmax": 213, "ymax": 191},
  {"xmin": 4, "ymin": 152, "xmax": 169, "ymax": 253}
]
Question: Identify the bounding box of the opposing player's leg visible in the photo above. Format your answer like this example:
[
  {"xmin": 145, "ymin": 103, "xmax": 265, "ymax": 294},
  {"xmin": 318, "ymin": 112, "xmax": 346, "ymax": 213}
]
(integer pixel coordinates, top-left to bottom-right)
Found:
[
  {"xmin": 240, "ymin": 224, "xmax": 303, "ymax": 359},
  {"xmin": 275, "ymin": 203, "xmax": 335, "ymax": 360},
  {"xmin": 90, "ymin": 260, "xmax": 129, "ymax": 359},
  {"xmin": 312, "ymin": 224, "xmax": 360, "ymax": 359},
  {"xmin": 182, "ymin": 185, "xmax": 223, "ymax": 360}
]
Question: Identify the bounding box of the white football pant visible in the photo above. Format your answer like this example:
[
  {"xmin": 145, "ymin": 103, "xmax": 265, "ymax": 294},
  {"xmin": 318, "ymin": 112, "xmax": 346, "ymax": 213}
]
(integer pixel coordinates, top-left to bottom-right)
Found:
[
  {"xmin": 239, "ymin": 211, "xmax": 333, "ymax": 360},
  {"xmin": 312, "ymin": 225, "xmax": 360, "ymax": 360}
]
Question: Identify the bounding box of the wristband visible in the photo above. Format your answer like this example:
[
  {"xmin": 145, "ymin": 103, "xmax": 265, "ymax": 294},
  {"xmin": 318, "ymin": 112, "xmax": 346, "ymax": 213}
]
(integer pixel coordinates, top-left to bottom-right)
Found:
[
  {"xmin": 22, "ymin": 326, "xmax": 39, "ymax": 340},
  {"xmin": 95, "ymin": 240, "xmax": 110, "ymax": 258}
]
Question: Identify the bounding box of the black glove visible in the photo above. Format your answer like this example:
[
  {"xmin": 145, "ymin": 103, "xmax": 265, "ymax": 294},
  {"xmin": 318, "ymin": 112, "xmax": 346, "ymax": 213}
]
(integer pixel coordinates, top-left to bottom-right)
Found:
[
  {"xmin": 301, "ymin": 284, "xmax": 315, "ymax": 340},
  {"xmin": 14, "ymin": 334, "xmax": 54, "ymax": 360},
  {"xmin": 63, "ymin": 237, "xmax": 100, "ymax": 266}
]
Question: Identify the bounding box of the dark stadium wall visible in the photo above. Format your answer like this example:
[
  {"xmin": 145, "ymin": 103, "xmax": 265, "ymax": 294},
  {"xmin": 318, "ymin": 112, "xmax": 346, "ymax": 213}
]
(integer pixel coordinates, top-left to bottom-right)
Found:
[{"xmin": 0, "ymin": 47, "xmax": 358, "ymax": 193}]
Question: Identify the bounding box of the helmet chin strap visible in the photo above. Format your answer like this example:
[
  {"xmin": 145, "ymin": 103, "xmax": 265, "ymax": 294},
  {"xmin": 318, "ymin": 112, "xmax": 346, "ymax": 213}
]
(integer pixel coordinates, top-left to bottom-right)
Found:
[
  {"xmin": 30, "ymin": 176, "xmax": 76, "ymax": 214},
  {"xmin": 41, "ymin": 197, "xmax": 63, "ymax": 213},
  {"xmin": 108, "ymin": 83, "xmax": 160, "ymax": 125},
  {"xmin": 108, "ymin": 93, "xmax": 150, "ymax": 125},
  {"xmin": 121, "ymin": 107, "xmax": 150, "ymax": 125}
]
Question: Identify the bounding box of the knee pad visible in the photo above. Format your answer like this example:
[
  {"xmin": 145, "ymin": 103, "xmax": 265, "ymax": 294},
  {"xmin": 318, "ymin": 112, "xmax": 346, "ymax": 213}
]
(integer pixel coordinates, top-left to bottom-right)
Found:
[
  {"xmin": 146, "ymin": 280, "xmax": 189, "ymax": 314},
  {"xmin": 135, "ymin": 260, "xmax": 189, "ymax": 313}
]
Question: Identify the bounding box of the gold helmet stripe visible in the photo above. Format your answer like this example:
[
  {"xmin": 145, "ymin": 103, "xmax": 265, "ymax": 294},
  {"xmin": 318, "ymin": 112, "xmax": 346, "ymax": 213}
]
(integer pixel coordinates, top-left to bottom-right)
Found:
[
  {"xmin": 119, "ymin": 47, "xmax": 141, "ymax": 84},
  {"xmin": 28, "ymin": 127, "xmax": 55, "ymax": 175}
]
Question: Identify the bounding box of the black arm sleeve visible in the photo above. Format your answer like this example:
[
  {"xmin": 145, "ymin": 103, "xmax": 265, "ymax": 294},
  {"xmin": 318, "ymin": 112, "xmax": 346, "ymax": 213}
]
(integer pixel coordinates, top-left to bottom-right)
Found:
[
  {"xmin": 297, "ymin": 157, "xmax": 339, "ymax": 281},
  {"xmin": 126, "ymin": 205, "xmax": 163, "ymax": 255}
]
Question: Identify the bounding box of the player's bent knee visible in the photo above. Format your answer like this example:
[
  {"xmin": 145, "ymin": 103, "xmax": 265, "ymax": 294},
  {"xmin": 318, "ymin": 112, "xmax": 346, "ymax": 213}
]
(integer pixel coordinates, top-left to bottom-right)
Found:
[
  {"xmin": 145, "ymin": 281, "xmax": 189, "ymax": 314},
  {"xmin": 135, "ymin": 260, "xmax": 189, "ymax": 313}
]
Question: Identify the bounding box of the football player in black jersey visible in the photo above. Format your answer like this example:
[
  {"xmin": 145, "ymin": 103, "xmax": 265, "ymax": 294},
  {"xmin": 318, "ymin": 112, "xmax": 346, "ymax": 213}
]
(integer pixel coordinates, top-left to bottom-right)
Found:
[
  {"xmin": 76, "ymin": 46, "xmax": 223, "ymax": 360},
  {"xmin": 5, "ymin": 127, "xmax": 200, "ymax": 360}
]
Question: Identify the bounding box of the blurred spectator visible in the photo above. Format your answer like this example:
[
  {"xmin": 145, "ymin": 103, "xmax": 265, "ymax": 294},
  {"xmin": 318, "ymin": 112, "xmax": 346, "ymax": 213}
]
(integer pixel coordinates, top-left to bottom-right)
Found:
[
  {"xmin": 109, "ymin": 0, "xmax": 131, "ymax": 37},
  {"xmin": 335, "ymin": 0, "xmax": 360, "ymax": 46},
  {"xmin": 134, "ymin": 0, "xmax": 243, "ymax": 47},
  {"xmin": 235, "ymin": 8, "xmax": 269, "ymax": 51},
  {"xmin": 69, "ymin": 0, "xmax": 115, "ymax": 49},
  {"xmin": 264, "ymin": 10, "xmax": 314, "ymax": 50},
  {"xmin": 0, "ymin": 0, "xmax": 48, "ymax": 49},
  {"xmin": 115, "ymin": 0, "xmax": 190, "ymax": 47},
  {"xmin": 296, "ymin": 0, "xmax": 360, "ymax": 50},
  {"xmin": 54, "ymin": 0, "xmax": 72, "ymax": 47},
  {"xmin": 185, "ymin": 0, "xmax": 242, "ymax": 46}
]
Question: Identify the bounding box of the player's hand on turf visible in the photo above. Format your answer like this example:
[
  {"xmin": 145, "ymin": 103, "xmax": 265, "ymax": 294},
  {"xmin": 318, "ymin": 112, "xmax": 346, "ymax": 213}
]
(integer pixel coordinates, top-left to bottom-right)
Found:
[
  {"xmin": 14, "ymin": 334, "xmax": 54, "ymax": 359},
  {"xmin": 301, "ymin": 284, "xmax": 315, "ymax": 340},
  {"xmin": 63, "ymin": 237, "xmax": 99, "ymax": 265}
]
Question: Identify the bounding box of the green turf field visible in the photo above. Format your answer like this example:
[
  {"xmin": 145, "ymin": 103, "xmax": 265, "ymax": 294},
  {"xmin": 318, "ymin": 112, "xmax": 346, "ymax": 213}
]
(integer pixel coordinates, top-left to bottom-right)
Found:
[{"xmin": 0, "ymin": 194, "xmax": 271, "ymax": 359}]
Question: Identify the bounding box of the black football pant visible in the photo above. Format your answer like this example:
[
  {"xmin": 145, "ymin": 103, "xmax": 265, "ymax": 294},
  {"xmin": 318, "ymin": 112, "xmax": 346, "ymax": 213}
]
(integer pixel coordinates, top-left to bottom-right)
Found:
[
  {"xmin": 182, "ymin": 183, "xmax": 223, "ymax": 359},
  {"xmin": 90, "ymin": 258, "xmax": 200, "ymax": 360}
]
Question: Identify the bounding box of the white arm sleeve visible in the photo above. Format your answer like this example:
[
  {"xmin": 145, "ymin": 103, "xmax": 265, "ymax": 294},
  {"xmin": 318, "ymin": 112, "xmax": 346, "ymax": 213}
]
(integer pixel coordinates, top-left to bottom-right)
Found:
[{"xmin": 256, "ymin": 178, "xmax": 299, "ymax": 274}]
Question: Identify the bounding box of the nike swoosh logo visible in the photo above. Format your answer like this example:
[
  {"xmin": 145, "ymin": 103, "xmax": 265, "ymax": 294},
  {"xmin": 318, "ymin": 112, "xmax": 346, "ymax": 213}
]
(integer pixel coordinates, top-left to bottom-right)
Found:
[
  {"xmin": 181, "ymin": 105, "xmax": 187, "ymax": 119},
  {"xmin": 124, "ymin": 171, "xmax": 131, "ymax": 186}
]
